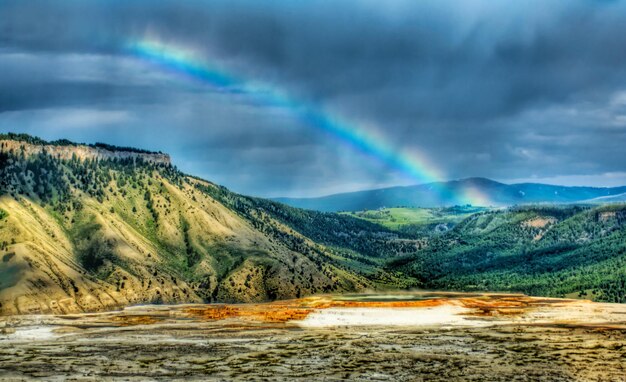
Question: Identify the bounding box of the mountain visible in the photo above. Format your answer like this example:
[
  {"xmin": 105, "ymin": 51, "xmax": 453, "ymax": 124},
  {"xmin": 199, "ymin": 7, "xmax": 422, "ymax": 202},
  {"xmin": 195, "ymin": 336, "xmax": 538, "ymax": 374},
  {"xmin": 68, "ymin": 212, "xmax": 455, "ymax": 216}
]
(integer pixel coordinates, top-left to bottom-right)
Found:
[
  {"xmin": 391, "ymin": 204, "xmax": 626, "ymax": 303},
  {"xmin": 582, "ymin": 193, "xmax": 626, "ymax": 204},
  {"xmin": 3, "ymin": 133, "xmax": 626, "ymax": 316},
  {"xmin": 0, "ymin": 134, "xmax": 414, "ymax": 315},
  {"xmin": 275, "ymin": 177, "xmax": 626, "ymax": 212}
]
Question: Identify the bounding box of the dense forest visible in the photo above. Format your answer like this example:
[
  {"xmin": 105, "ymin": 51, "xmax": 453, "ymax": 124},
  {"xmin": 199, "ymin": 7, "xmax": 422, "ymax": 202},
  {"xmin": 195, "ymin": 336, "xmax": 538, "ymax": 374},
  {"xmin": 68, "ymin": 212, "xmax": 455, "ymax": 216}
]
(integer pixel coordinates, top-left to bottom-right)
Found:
[{"xmin": 393, "ymin": 205, "xmax": 626, "ymax": 303}]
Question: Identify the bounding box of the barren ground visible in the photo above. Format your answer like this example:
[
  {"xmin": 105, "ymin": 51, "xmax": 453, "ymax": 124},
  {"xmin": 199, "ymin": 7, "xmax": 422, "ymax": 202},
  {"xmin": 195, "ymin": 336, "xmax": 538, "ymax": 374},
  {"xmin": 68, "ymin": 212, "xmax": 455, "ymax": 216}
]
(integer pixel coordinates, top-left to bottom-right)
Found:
[{"xmin": 1, "ymin": 292, "xmax": 625, "ymax": 381}]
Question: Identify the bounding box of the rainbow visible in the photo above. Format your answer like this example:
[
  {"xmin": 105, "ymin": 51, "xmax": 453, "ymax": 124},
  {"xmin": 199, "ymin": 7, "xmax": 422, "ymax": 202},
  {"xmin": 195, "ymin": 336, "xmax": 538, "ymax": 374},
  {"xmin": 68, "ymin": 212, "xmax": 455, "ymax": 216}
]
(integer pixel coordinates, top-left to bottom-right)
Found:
[
  {"xmin": 459, "ymin": 184, "xmax": 492, "ymax": 207},
  {"xmin": 127, "ymin": 39, "xmax": 492, "ymax": 206}
]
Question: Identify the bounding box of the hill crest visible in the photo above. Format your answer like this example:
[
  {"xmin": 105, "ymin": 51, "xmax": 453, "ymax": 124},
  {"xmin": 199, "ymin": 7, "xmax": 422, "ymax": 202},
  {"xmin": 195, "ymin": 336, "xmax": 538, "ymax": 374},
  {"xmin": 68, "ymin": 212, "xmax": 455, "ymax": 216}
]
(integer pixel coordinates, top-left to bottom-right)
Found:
[{"xmin": 0, "ymin": 133, "xmax": 170, "ymax": 165}]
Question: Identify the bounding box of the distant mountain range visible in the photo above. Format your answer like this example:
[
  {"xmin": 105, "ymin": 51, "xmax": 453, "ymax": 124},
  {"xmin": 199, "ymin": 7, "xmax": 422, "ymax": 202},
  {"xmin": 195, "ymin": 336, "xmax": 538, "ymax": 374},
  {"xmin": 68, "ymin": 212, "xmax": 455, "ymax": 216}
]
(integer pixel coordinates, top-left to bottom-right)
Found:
[{"xmin": 274, "ymin": 177, "xmax": 626, "ymax": 212}]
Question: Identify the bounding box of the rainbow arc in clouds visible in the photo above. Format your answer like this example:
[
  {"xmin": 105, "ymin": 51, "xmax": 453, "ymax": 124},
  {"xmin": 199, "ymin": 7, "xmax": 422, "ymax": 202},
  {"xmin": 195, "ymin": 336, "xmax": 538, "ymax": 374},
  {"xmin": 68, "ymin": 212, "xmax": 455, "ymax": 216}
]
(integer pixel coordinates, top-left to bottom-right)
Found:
[{"xmin": 127, "ymin": 39, "xmax": 492, "ymax": 206}]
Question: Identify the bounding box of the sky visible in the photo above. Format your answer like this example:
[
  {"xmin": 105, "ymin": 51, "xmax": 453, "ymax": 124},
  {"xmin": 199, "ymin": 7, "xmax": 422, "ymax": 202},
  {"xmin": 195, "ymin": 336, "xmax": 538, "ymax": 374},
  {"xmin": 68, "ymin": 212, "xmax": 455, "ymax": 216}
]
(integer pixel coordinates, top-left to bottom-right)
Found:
[{"xmin": 1, "ymin": 0, "xmax": 626, "ymax": 198}]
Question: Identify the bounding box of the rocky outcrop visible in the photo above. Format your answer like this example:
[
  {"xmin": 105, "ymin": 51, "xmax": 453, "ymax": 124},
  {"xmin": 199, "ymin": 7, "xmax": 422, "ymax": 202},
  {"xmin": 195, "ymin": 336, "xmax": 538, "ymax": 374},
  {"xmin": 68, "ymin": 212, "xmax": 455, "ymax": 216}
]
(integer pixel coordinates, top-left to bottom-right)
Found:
[{"xmin": 0, "ymin": 140, "xmax": 171, "ymax": 165}]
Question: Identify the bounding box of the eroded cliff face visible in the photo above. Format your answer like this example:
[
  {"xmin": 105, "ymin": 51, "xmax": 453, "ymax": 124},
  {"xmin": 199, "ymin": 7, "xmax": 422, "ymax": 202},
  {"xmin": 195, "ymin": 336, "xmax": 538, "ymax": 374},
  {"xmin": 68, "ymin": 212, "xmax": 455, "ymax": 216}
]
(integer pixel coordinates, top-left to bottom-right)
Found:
[{"xmin": 0, "ymin": 140, "xmax": 171, "ymax": 165}]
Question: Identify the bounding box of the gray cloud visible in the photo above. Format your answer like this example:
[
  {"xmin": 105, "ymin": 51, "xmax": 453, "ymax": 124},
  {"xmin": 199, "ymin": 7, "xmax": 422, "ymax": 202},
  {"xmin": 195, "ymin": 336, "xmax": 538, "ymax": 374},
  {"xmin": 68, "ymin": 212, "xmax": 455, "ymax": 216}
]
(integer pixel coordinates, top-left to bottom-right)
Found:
[{"xmin": 1, "ymin": 0, "xmax": 626, "ymax": 196}]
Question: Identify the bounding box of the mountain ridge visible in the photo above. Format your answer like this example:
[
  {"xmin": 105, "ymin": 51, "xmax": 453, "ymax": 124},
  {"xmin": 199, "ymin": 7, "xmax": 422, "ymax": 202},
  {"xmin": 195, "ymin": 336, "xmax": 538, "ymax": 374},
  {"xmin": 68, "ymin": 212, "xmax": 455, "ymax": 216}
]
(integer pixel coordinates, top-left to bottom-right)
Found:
[
  {"xmin": 274, "ymin": 177, "xmax": 626, "ymax": 212},
  {"xmin": 0, "ymin": 134, "xmax": 410, "ymax": 315},
  {"xmin": 0, "ymin": 133, "xmax": 170, "ymax": 165}
]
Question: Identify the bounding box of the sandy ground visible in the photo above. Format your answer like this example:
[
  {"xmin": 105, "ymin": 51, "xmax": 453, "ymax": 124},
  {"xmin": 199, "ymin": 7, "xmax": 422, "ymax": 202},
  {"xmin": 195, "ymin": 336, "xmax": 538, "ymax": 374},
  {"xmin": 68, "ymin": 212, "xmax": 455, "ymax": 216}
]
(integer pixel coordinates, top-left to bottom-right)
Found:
[{"xmin": 0, "ymin": 292, "xmax": 625, "ymax": 381}]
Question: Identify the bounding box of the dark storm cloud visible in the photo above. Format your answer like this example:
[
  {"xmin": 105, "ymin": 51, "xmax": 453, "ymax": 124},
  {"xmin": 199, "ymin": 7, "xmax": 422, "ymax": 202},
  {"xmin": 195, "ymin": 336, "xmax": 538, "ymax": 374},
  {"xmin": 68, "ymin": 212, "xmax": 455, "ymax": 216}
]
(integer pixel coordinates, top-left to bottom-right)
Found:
[
  {"xmin": 0, "ymin": 81, "xmax": 164, "ymax": 113},
  {"xmin": 1, "ymin": 0, "xmax": 626, "ymax": 196}
]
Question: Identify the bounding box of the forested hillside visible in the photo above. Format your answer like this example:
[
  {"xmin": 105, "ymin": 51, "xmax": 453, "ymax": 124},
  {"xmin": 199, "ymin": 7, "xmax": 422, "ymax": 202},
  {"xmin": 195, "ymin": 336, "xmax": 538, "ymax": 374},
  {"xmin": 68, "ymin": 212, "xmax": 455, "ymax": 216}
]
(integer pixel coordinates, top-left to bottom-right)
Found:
[
  {"xmin": 0, "ymin": 135, "xmax": 415, "ymax": 314},
  {"xmin": 393, "ymin": 205, "xmax": 626, "ymax": 303}
]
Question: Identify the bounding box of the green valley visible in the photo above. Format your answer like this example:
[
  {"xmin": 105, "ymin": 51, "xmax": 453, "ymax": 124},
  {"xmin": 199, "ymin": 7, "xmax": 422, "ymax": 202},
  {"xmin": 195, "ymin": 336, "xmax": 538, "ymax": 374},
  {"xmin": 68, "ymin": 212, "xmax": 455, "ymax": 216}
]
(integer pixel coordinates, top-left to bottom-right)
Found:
[{"xmin": 342, "ymin": 205, "xmax": 488, "ymax": 235}]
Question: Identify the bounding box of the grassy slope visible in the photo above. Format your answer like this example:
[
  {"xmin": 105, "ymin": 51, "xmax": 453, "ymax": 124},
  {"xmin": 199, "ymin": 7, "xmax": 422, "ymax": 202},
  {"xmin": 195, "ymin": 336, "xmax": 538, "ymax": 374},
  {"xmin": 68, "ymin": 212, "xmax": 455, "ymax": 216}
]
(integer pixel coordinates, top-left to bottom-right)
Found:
[
  {"xmin": 0, "ymin": 146, "xmax": 410, "ymax": 314},
  {"xmin": 342, "ymin": 206, "xmax": 489, "ymax": 235}
]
